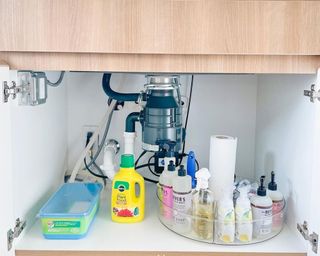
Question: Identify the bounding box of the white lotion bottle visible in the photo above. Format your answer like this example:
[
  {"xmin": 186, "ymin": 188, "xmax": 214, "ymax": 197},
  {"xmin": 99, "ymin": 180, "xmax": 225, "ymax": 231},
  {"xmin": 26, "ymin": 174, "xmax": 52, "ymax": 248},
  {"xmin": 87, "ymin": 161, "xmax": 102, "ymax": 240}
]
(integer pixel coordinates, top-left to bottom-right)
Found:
[
  {"xmin": 172, "ymin": 165, "xmax": 192, "ymax": 233},
  {"xmin": 158, "ymin": 160, "xmax": 177, "ymax": 223},
  {"xmin": 235, "ymin": 186, "xmax": 253, "ymax": 242},
  {"xmin": 215, "ymin": 188, "xmax": 235, "ymax": 243},
  {"xmin": 267, "ymin": 171, "xmax": 284, "ymax": 231},
  {"xmin": 192, "ymin": 168, "xmax": 214, "ymax": 241},
  {"xmin": 251, "ymin": 176, "xmax": 273, "ymax": 238}
]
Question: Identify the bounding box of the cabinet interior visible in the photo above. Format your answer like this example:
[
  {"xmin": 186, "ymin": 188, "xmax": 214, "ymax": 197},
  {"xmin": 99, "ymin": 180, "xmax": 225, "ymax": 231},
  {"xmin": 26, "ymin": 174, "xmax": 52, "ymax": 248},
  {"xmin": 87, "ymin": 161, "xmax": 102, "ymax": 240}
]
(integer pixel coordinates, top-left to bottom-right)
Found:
[{"xmin": 10, "ymin": 72, "xmax": 316, "ymax": 248}]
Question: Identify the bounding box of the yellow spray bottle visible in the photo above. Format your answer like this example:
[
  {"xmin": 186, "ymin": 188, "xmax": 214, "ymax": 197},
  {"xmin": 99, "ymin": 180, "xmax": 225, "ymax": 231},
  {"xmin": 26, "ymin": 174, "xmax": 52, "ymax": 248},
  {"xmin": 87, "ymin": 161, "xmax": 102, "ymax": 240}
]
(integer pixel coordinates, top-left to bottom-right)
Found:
[{"xmin": 111, "ymin": 154, "xmax": 145, "ymax": 223}]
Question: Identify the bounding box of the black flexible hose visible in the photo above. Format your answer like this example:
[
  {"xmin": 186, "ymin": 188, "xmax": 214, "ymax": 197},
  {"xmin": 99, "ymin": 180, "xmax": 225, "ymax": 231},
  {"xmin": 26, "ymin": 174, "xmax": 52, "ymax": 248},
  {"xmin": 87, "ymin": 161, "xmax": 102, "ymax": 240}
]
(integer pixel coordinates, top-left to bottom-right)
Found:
[{"xmin": 102, "ymin": 73, "xmax": 140, "ymax": 102}]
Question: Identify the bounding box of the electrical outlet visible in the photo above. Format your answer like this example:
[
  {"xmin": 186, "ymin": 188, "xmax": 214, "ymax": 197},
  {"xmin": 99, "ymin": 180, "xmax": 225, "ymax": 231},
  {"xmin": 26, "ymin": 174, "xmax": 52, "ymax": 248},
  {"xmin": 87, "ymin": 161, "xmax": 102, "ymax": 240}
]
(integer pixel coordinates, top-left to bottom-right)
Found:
[{"xmin": 82, "ymin": 125, "xmax": 99, "ymax": 154}]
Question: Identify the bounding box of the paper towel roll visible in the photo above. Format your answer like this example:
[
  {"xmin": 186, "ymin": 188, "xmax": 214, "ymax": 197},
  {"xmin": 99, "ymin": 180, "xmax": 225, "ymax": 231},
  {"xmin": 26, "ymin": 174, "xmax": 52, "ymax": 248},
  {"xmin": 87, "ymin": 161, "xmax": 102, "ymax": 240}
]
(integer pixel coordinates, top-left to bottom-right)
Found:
[{"xmin": 209, "ymin": 135, "xmax": 237, "ymax": 201}]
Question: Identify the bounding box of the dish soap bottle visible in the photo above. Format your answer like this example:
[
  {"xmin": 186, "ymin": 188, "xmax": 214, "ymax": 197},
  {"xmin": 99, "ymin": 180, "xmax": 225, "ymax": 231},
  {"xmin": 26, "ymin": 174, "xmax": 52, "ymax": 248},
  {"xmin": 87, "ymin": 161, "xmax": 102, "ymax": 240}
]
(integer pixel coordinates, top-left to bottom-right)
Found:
[
  {"xmin": 215, "ymin": 188, "xmax": 235, "ymax": 243},
  {"xmin": 192, "ymin": 168, "xmax": 214, "ymax": 241},
  {"xmin": 172, "ymin": 165, "xmax": 192, "ymax": 233},
  {"xmin": 158, "ymin": 160, "xmax": 177, "ymax": 222},
  {"xmin": 267, "ymin": 171, "xmax": 284, "ymax": 231},
  {"xmin": 111, "ymin": 154, "xmax": 145, "ymax": 223},
  {"xmin": 235, "ymin": 186, "xmax": 253, "ymax": 242},
  {"xmin": 251, "ymin": 176, "xmax": 272, "ymax": 238}
]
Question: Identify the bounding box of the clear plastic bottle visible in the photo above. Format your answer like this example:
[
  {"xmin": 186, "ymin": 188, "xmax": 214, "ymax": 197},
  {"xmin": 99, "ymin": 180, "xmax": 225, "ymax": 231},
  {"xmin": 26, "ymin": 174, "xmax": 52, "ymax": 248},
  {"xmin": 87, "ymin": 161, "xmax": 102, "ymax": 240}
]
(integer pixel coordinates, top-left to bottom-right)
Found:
[
  {"xmin": 192, "ymin": 168, "xmax": 214, "ymax": 241},
  {"xmin": 172, "ymin": 165, "xmax": 192, "ymax": 233},
  {"xmin": 215, "ymin": 188, "xmax": 235, "ymax": 243},
  {"xmin": 235, "ymin": 186, "xmax": 253, "ymax": 242}
]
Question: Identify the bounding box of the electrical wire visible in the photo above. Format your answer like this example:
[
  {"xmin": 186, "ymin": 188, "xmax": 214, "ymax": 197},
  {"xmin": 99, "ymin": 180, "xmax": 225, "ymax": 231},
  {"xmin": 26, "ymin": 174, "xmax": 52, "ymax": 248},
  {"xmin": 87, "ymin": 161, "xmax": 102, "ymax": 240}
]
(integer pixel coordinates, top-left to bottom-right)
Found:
[
  {"xmin": 135, "ymin": 150, "xmax": 147, "ymax": 166},
  {"xmin": 84, "ymin": 157, "xmax": 109, "ymax": 179},
  {"xmin": 86, "ymin": 102, "xmax": 116, "ymax": 168},
  {"xmin": 46, "ymin": 71, "xmax": 65, "ymax": 87},
  {"xmin": 179, "ymin": 75, "xmax": 194, "ymax": 164},
  {"xmin": 147, "ymin": 155, "xmax": 160, "ymax": 177}
]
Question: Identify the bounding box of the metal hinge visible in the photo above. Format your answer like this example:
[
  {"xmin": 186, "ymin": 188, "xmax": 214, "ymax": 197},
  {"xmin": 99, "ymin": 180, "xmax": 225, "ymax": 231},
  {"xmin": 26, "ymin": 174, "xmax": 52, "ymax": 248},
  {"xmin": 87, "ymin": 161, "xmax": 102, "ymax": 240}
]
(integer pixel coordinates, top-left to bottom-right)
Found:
[
  {"xmin": 304, "ymin": 84, "xmax": 320, "ymax": 103},
  {"xmin": 7, "ymin": 218, "xmax": 26, "ymax": 251},
  {"xmin": 2, "ymin": 81, "xmax": 21, "ymax": 103},
  {"xmin": 297, "ymin": 221, "xmax": 318, "ymax": 253}
]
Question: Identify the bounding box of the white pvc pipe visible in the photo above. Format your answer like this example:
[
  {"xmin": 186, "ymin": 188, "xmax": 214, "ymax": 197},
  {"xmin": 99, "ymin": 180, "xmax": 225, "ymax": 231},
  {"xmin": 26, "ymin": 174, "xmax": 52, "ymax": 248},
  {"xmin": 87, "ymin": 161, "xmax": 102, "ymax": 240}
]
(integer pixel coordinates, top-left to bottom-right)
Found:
[
  {"xmin": 123, "ymin": 132, "xmax": 136, "ymax": 155},
  {"xmin": 100, "ymin": 142, "xmax": 118, "ymax": 180},
  {"xmin": 69, "ymin": 101, "xmax": 116, "ymax": 183}
]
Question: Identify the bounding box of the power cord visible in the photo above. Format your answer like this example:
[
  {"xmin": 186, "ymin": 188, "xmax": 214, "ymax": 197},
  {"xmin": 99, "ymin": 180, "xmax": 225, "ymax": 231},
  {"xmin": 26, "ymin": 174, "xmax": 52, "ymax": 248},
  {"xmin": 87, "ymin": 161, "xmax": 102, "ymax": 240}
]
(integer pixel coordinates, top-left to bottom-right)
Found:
[
  {"xmin": 46, "ymin": 71, "xmax": 65, "ymax": 87},
  {"xmin": 179, "ymin": 75, "xmax": 194, "ymax": 165}
]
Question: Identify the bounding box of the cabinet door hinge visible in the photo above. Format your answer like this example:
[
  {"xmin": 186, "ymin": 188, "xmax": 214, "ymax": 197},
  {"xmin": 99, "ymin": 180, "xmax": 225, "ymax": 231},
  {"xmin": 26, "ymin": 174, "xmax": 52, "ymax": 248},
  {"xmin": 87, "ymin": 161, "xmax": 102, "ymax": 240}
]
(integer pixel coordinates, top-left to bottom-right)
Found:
[
  {"xmin": 297, "ymin": 221, "xmax": 318, "ymax": 253},
  {"xmin": 7, "ymin": 218, "xmax": 26, "ymax": 251},
  {"xmin": 304, "ymin": 84, "xmax": 320, "ymax": 103}
]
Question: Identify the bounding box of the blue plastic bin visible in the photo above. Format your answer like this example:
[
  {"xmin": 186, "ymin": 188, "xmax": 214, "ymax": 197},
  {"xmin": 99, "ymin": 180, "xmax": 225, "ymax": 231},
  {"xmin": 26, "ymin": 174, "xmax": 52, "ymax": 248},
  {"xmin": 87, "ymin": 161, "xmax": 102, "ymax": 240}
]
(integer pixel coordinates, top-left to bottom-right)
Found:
[{"xmin": 39, "ymin": 183, "xmax": 102, "ymax": 239}]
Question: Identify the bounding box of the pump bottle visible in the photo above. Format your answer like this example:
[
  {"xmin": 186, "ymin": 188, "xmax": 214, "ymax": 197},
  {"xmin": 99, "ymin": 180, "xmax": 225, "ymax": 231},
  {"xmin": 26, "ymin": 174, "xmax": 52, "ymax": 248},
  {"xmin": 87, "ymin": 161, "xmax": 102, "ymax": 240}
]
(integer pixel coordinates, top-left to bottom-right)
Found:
[
  {"xmin": 215, "ymin": 187, "xmax": 235, "ymax": 243},
  {"xmin": 250, "ymin": 176, "xmax": 273, "ymax": 238},
  {"xmin": 158, "ymin": 160, "xmax": 177, "ymax": 223},
  {"xmin": 267, "ymin": 171, "xmax": 284, "ymax": 230},
  {"xmin": 172, "ymin": 165, "xmax": 192, "ymax": 233},
  {"xmin": 192, "ymin": 168, "xmax": 214, "ymax": 240},
  {"xmin": 235, "ymin": 186, "xmax": 253, "ymax": 242}
]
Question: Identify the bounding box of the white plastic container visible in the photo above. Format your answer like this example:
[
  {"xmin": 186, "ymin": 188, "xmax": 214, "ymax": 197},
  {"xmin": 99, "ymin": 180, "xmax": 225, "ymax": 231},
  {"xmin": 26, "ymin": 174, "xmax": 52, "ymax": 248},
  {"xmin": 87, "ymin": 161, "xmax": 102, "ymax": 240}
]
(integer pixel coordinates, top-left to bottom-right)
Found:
[
  {"xmin": 267, "ymin": 171, "xmax": 285, "ymax": 231},
  {"xmin": 251, "ymin": 176, "xmax": 273, "ymax": 238},
  {"xmin": 172, "ymin": 165, "xmax": 192, "ymax": 233},
  {"xmin": 235, "ymin": 186, "xmax": 253, "ymax": 242},
  {"xmin": 158, "ymin": 160, "xmax": 177, "ymax": 222},
  {"xmin": 215, "ymin": 188, "xmax": 235, "ymax": 243}
]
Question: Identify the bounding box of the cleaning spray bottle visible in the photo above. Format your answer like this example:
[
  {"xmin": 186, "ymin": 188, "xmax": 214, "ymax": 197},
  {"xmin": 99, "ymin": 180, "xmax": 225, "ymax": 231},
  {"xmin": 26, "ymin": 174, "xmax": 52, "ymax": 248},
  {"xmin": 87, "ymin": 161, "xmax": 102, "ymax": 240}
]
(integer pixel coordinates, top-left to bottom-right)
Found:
[
  {"xmin": 215, "ymin": 187, "xmax": 235, "ymax": 243},
  {"xmin": 251, "ymin": 176, "xmax": 272, "ymax": 238},
  {"xmin": 192, "ymin": 168, "xmax": 214, "ymax": 240},
  {"xmin": 158, "ymin": 160, "xmax": 177, "ymax": 222},
  {"xmin": 172, "ymin": 165, "xmax": 192, "ymax": 233},
  {"xmin": 267, "ymin": 171, "xmax": 284, "ymax": 231},
  {"xmin": 111, "ymin": 154, "xmax": 145, "ymax": 223},
  {"xmin": 187, "ymin": 151, "xmax": 197, "ymax": 189},
  {"xmin": 235, "ymin": 186, "xmax": 253, "ymax": 242}
]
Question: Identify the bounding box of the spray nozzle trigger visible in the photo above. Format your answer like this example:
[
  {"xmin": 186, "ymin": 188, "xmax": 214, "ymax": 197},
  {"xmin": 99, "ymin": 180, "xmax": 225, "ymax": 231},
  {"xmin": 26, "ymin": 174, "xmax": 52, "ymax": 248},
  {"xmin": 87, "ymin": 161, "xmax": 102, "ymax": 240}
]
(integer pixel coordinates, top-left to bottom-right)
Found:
[{"xmin": 195, "ymin": 168, "xmax": 210, "ymax": 190}]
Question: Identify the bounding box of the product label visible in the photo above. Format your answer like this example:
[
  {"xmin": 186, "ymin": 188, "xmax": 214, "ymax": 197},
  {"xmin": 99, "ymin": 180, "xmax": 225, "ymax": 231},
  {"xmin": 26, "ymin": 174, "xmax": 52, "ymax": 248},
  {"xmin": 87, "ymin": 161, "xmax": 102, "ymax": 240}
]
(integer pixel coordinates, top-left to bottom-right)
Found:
[
  {"xmin": 43, "ymin": 219, "xmax": 82, "ymax": 234},
  {"xmin": 272, "ymin": 200, "xmax": 284, "ymax": 229},
  {"xmin": 173, "ymin": 191, "xmax": 192, "ymax": 232},
  {"xmin": 112, "ymin": 180, "xmax": 139, "ymax": 218},
  {"xmin": 216, "ymin": 206, "xmax": 235, "ymax": 243},
  {"xmin": 235, "ymin": 205, "xmax": 253, "ymax": 242},
  {"xmin": 251, "ymin": 204, "xmax": 273, "ymax": 237},
  {"xmin": 160, "ymin": 184, "xmax": 173, "ymax": 219}
]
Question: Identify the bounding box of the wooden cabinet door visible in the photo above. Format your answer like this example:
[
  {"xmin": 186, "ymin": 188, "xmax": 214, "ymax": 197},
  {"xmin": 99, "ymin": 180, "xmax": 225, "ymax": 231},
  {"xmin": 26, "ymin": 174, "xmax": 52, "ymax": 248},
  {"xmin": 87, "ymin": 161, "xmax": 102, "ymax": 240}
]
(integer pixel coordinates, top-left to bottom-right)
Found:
[{"xmin": 1, "ymin": 0, "xmax": 320, "ymax": 55}]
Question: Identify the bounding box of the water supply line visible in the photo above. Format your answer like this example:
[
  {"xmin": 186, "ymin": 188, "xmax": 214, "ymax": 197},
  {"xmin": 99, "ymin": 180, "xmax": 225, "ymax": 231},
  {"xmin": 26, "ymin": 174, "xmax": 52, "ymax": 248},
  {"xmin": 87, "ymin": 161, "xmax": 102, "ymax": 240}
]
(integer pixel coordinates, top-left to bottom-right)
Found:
[{"xmin": 69, "ymin": 100, "xmax": 117, "ymax": 183}]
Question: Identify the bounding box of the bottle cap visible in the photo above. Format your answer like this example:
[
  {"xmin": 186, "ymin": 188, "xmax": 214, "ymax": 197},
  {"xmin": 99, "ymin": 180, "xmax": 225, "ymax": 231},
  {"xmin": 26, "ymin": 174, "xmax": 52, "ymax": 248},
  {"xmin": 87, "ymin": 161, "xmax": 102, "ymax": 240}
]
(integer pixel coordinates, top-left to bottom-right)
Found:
[
  {"xmin": 168, "ymin": 160, "xmax": 175, "ymax": 172},
  {"xmin": 195, "ymin": 168, "xmax": 211, "ymax": 190},
  {"xmin": 257, "ymin": 175, "xmax": 267, "ymax": 196},
  {"xmin": 120, "ymin": 154, "xmax": 135, "ymax": 168},
  {"xmin": 268, "ymin": 171, "xmax": 278, "ymax": 191},
  {"xmin": 178, "ymin": 165, "xmax": 186, "ymax": 176}
]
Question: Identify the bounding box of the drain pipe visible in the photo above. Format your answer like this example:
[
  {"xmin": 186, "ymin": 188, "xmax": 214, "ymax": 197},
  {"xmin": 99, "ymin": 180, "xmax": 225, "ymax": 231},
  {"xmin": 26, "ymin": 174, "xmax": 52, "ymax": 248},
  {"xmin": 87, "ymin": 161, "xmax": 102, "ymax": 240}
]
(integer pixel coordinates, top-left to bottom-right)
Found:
[
  {"xmin": 124, "ymin": 112, "xmax": 140, "ymax": 155},
  {"xmin": 102, "ymin": 73, "xmax": 140, "ymax": 102}
]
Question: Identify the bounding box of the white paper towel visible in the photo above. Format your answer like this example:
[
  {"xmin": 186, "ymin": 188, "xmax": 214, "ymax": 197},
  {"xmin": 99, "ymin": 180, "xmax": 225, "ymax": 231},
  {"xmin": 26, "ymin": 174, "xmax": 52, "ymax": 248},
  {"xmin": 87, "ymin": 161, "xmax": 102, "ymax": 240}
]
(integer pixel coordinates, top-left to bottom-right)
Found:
[{"xmin": 209, "ymin": 135, "xmax": 237, "ymax": 201}]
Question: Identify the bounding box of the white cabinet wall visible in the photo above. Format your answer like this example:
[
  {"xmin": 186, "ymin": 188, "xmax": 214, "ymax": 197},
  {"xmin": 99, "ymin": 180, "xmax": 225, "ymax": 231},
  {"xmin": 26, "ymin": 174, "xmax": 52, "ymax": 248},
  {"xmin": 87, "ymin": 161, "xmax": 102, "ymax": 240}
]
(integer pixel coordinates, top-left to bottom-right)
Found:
[{"xmin": 1, "ymin": 68, "xmax": 320, "ymax": 256}]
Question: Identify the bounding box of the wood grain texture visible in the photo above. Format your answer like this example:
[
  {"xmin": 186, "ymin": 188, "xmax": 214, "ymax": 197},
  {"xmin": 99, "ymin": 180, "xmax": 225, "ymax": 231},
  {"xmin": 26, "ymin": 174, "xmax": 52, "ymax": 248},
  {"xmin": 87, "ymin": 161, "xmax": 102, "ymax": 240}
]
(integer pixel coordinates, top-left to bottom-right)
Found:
[
  {"xmin": 15, "ymin": 251, "xmax": 307, "ymax": 256},
  {"xmin": 1, "ymin": 0, "xmax": 320, "ymax": 55},
  {"xmin": 1, "ymin": 52, "xmax": 320, "ymax": 73}
]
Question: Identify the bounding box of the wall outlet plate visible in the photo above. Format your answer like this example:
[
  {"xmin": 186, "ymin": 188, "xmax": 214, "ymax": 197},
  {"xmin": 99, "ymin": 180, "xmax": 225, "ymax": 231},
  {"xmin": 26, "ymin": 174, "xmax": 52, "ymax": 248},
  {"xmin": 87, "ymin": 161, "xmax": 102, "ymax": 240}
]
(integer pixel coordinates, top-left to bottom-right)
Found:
[{"xmin": 81, "ymin": 125, "xmax": 99, "ymax": 153}]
